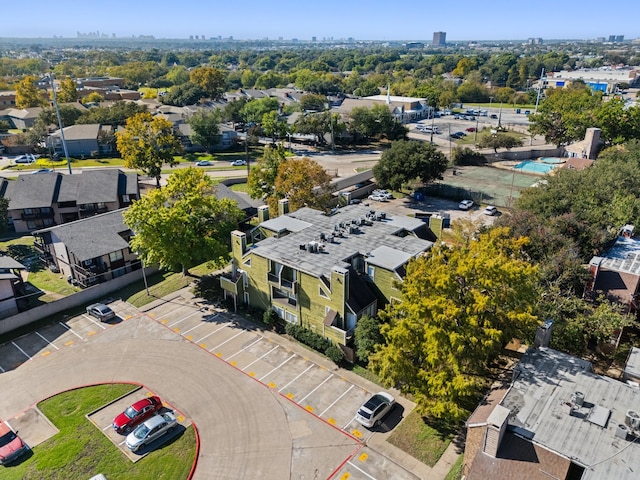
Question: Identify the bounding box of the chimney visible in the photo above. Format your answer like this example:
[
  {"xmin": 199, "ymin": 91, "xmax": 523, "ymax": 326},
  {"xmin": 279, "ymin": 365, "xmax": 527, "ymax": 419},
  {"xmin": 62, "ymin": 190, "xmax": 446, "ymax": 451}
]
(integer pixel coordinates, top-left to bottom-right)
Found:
[
  {"xmin": 483, "ymin": 405, "xmax": 510, "ymax": 458},
  {"xmin": 258, "ymin": 205, "xmax": 270, "ymax": 223},
  {"xmin": 534, "ymin": 320, "xmax": 554, "ymax": 348},
  {"xmin": 584, "ymin": 127, "xmax": 601, "ymax": 159},
  {"xmin": 278, "ymin": 198, "xmax": 290, "ymax": 216},
  {"xmin": 231, "ymin": 230, "xmax": 246, "ymax": 259}
]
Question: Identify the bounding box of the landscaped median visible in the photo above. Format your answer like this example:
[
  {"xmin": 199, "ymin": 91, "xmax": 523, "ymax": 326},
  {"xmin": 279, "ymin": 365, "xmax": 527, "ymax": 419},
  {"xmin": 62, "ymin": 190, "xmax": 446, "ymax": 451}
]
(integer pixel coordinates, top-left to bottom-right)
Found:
[{"xmin": 2, "ymin": 383, "xmax": 196, "ymax": 480}]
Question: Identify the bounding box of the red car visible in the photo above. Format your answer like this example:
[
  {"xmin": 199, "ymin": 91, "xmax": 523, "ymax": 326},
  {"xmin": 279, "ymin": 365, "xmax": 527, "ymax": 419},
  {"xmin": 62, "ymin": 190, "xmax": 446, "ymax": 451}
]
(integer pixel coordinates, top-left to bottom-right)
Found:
[
  {"xmin": 112, "ymin": 396, "xmax": 163, "ymax": 434},
  {"xmin": 465, "ymin": 127, "xmax": 476, "ymax": 132},
  {"xmin": 0, "ymin": 419, "xmax": 28, "ymax": 465}
]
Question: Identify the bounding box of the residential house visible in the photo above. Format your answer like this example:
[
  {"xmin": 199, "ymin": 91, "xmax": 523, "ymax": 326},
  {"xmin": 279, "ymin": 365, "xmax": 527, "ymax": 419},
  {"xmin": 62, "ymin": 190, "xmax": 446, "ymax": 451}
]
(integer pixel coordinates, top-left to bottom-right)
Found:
[
  {"xmin": 585, "ymin": 225, "xmax": 640, "ymax": 314},
  {"xmin": 220, "ymin": 201, "xmax": 434, "ymax": 347},
  {"xmin": 33, "ymin": 208, "xmax": 139, "ymax": 288},
  {"xmin": 1, "ymin": 169, "xmax": 139, "ymax": 233},
  {"xmin": 0, "ymin": 91, "xmax": 16, "ymax": 111},
  {"xmin": 463, "ymin": 346, "xmax": 640, "ymax": 480},
  {"xmin": 0, "ymin": 256, "xmax": 27, "ymax": 319},
  {"xmin": 46, "ymin": 123, "xmax": 115, "ymax": 157},
  {"xmin": 564, "ymin": 128, "xmax": 602, "ymax": 160},
  {"xmin": 2, "ymin": 107, "xmax": 43, "ymax": 130}
]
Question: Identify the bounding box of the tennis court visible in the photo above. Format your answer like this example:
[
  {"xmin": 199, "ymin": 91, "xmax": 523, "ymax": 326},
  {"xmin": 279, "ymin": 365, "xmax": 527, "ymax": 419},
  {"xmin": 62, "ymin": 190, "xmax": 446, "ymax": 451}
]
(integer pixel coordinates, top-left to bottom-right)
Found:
[{"xmin": 424, "ymin": 163, "xmax": 548, "ymax": 208}]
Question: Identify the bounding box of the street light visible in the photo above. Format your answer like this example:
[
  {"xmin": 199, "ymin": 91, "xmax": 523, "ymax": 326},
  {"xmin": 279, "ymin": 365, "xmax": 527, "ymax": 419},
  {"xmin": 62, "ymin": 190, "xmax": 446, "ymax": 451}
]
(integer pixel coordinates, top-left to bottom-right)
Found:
[
  {"xmin": 498, "ymin": 102, "xmax": 503, "ymax": 129},
  {"xmin": 49, "ymin": 73, "xmax": 72, "ymax": 174}
]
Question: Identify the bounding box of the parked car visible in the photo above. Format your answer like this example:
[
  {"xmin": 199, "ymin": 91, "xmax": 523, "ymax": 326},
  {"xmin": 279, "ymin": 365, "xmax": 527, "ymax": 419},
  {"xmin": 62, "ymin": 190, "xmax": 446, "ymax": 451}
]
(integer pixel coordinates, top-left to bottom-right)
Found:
[
  {"xmin": 524, "ymin": 110, "xmax": 531, "ymax": 115},
  {"xmin": 125, "ymin": 411, "xmax": 177, "ymax": 452},
  {"xmin": 372, "ymin": 189, "xmax": 393, "ymax": 199},
  {"xmin": 13, "ymin": 154, "xmax": 36, "ymax": 164},
  {"xmin": 368, "ymin": 194, "xmax": 388, "ymax": 202},
  {"xmin": 230, "ymin": 160, "xmax": 247, "ymax": 166},
  {"xmin": 86, "ymin": 303, "xmax": 116, "ymax": 322},
  {"xmin": 0, "ymin": 419, "xmax": 29, "ymax": 465},
  {"xmin": 450, "ymin": 132, "xmax": 463, "ymax": 139},
  {"xmin": 483, "ymin": 205, "xmax": 498, "ymax": 216},
  {"xmin": 31, "ymin": 168, "xmax": 53, "ymax": 174},
  {"xmin": 490, "ymin": 114, "xmax": 498, "ymax": 119},
  {"xmin": 459, "ymin": 199, "xmax": 474, "ymax": 210},
  {"xmin": 465, "ymin": 127, "xmax": 476, "ymax": 132},
  {"xmin": 113, "ymin": 396, "xmax": 163, "ymax": 434},
  {"xmin": 355, "ymin": 392, "xmax": 395, "ymax": 428},
  {"xmin": 195, "ymin": 160, "xmax": 212, "ymax": 166}
]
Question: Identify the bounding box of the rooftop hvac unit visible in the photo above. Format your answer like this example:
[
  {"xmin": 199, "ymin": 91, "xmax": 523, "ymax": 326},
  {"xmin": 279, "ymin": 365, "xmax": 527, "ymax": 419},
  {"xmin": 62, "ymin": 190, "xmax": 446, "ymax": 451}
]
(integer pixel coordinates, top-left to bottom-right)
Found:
[
  {"xmin": 380, "ymin": 212, "xmax": 386, "ymax": 219},
  {"xmin": 616, "ymin": 423, "xmax": 629, "ymax": 440},
  {"xmin": 626, "ymin": 410, "xmax": 640, "ymax": 430},
  {"xmin": 571, "ymin": 391, "xmax": 585, "ymax": 408},
  {"xmin": 320, "ymin": 232, "xmax": 326, "ymax": 241}
]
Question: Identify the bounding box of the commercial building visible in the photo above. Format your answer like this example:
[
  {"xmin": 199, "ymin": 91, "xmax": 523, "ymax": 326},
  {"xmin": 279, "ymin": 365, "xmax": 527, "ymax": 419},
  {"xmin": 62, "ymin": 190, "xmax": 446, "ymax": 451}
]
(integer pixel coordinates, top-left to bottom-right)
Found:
[{"xmin": 433, "ymin": 31, "xmax": 446, "ymax": 46}]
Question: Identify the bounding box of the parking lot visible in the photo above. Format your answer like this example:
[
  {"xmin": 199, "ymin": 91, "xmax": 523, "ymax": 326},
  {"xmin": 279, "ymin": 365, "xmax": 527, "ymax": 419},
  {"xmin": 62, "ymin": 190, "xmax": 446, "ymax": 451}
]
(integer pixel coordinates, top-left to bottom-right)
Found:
[{"xmin": 0, "ymin": 295, "xmax": 423, "ymax": 479}]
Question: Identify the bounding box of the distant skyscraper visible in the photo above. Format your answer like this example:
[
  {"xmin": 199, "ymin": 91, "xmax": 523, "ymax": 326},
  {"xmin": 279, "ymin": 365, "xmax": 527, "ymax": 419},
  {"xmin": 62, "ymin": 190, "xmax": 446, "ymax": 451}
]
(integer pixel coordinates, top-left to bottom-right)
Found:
[
  {"xmin": 615, "ymin": 35, "xmax": 624, "ymax": 42},
  {"xmin": 608, "ymin": 35, "xmax": 616, "ymax": 42},
  {"xmin": 433, "ymin": 31, "xmax": 446, "ymax": 46}
]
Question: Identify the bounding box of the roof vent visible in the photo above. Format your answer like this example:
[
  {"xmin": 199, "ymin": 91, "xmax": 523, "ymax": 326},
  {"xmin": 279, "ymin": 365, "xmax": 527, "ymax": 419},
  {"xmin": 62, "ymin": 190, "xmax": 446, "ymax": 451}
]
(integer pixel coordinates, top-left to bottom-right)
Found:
[
  {"xmin": 626, "ymin": 410, "xmax": 640, "ymax": 430},
  {"xmin": 616, "ymin": 423, "xmax": 629, "ymax": 440},
  {"xmin": 571, "ymin": 391, "xmax": 585, "ymax": 408}
]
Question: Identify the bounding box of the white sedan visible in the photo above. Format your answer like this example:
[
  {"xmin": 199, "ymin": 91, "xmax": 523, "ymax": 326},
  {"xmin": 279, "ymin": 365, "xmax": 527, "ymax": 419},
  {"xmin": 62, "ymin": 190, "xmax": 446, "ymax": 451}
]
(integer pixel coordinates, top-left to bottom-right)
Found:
[
  {"xmin": 458, "ymin": 199, "xmax": 474, "ymax": 210},
  {"xmin": 230, "ymin": 160, "xmax": 247, "ymax": 166},
  {"xmin": 125, "ymin": 412, "xmax": 177, "ymax": 452},
  {"xmin": 355, "ymin": 392, "xmax": 395, "ymax": 428}
]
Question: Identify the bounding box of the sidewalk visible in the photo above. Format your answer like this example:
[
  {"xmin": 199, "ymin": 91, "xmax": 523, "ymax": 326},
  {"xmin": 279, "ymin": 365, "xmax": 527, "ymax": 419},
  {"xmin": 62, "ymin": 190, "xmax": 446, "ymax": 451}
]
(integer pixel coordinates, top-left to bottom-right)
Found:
[{"xmin": 138, "ymin": 285, "xmax": 462, "ymax": 480}]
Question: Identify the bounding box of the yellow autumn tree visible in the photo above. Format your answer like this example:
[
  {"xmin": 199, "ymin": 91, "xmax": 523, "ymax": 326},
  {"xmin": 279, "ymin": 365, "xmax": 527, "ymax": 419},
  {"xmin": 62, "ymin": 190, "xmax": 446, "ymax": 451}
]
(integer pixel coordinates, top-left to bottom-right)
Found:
[
  {"xmin": 271, "ymin": 157, "xmax": 333, "ymax": 213},
  {"xmin": 369, "ymin": 227, "xmax": 540, "ymax": 422}
]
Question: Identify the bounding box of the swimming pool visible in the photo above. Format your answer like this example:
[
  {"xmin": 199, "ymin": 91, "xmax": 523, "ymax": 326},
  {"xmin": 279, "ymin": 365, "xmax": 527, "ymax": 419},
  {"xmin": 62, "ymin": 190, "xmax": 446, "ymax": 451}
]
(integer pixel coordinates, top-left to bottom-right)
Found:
[
  {"xmin": 514, "ymin": 161, "xmax": 558, "ymax": 174},
  {"xmin": 539, "ymin": 157, "xmax": 565, "ymax": 164}
]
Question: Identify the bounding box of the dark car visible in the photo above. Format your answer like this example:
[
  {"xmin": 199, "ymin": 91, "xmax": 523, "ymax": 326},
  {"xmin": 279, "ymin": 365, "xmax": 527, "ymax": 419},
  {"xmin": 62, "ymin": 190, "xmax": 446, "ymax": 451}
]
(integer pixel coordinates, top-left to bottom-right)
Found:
[
  {"xmin": 86, "ymin": 303, "xmax": 116, "ymax": 322},
  {"xmin": 113, "ymin": 396, "xmax": 163, "ymax": 435},
  {"xmin": 490, "ymin": 114, "xmax": 498, "ymax": 119}
]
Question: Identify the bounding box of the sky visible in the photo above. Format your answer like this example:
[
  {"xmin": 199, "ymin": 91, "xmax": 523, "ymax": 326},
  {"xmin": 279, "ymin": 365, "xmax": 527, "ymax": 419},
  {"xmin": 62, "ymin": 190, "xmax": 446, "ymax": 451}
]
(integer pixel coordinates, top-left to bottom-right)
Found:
[{"xmin": 2, "ymin": 0, "xmax": 637, "ymax": 41}]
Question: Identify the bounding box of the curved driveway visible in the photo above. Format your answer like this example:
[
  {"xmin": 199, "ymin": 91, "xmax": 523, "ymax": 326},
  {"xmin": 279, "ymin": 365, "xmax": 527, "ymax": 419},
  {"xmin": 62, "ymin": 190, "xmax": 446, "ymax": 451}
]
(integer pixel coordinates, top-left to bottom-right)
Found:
[{"xmin": 0, "ymin": 314, "xmax": 360, "ymax": 479}]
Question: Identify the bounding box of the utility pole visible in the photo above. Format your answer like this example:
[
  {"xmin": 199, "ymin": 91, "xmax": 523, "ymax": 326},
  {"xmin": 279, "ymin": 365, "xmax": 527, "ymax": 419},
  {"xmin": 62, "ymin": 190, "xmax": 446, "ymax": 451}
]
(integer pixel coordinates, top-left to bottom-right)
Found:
[
  {"xmin": 529, "ymin": 68, "xmax": 545, "ymax": 146},
  {"xmin": 49, "ymin": 73, "xmax": 72, "ymax": 174}
]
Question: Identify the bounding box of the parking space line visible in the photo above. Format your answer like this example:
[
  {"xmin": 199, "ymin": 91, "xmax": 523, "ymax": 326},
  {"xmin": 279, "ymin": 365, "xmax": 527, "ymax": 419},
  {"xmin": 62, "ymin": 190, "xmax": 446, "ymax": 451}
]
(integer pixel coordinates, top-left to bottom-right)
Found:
[
  {"xmin": 181, "ymin": 321, "xmax": 209, "ymax": 336},
  {"xmin": 102, "ymin": 424, "xmax": 112, "ymax": 431},
  {"xmin": 0, "ymin": 365, "xmax": 5, "ymax": 372},
  {"xmin": 299, "ymin": 374, "xmax": 334, "ymax": 404},
  {"xmin": 241, "ymin": 345, "xmax": 279, "ymax": 372},
  {"xmin": 168, "ymin": 310, "xmax": 204, "ymax": 328},
  {"xmin": 194, "ymin": 322, "xmax": 232, "ymax": 343},
  {"xmin": 343, "ymin": 416, "xmax": 358, "ymax": 430},
  {"xmin": 225, "ymin": 337, "xmax": 263, "ymax": 361},
  {"xmin": 346, "ymin": 460, "xmax": 377, "ymax": 480},
  {"xmin": 36, "ymin": 331, "xmax": 60, "ymax": 350},
  {"xmin": 84, "ymin": 314, "xmax": 107, "ymax": 330},
  {"xmin": 278, "ymin": 364, "xmax": 314, "ymax": 393},
  {"xmin": 209, "ymin": 330, "xmax": 247, "ymax": 352},
  {"xmin": 259, "ymin": 354, "xmax": 296, "ymax": 381},
  {"xmin": 11, "ymin": 341, "xmax": 31, "ymax": 360},
  {"xmin": 320, "ymin": 384, "xmax": 355, "ymax": 417},
  {"xmin": 59, "ymin": 322, "xmax": 83, "ymax": 340}
]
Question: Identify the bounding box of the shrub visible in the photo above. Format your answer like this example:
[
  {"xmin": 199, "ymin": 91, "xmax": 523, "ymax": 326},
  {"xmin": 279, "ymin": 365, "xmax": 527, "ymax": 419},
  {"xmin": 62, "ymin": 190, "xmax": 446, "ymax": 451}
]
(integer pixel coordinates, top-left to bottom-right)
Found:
[
  {"xmin": 325, "ymin": 344, "xmax": 345, "ymax": 363},
  {"xmin": 263, "ymin": 309, "xmax": 279, "ymax": 327},
  {"xmin": 285, "ymin": 323, "xmax": 343, "ymax": 363}
]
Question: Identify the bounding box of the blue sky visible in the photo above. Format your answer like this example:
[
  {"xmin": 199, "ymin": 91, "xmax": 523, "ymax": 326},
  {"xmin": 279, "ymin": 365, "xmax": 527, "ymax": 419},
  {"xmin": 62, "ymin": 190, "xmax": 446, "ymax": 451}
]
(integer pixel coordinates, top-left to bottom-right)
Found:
[{"xmin": 3, "ymin": 0, "xmax": 636, "ymax": 41}]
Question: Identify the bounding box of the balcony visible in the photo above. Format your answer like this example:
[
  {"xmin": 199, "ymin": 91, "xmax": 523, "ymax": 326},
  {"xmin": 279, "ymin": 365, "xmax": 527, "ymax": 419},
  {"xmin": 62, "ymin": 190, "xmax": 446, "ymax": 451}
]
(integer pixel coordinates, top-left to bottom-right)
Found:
[
  {"xmin": 267, "ymin": 273, "xmax": 296, "ymax": 293},
  {"xmin": 220, "ymin": 270, "xmax": 243, "ymax": 295}
]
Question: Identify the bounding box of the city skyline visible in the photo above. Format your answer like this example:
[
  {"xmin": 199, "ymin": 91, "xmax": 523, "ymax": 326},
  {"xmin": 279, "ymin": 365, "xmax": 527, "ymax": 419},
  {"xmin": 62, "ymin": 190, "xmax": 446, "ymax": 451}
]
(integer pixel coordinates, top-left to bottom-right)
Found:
[{"xmin": 2, "ymin": 0, "xmax": 637, "ymax": 42}]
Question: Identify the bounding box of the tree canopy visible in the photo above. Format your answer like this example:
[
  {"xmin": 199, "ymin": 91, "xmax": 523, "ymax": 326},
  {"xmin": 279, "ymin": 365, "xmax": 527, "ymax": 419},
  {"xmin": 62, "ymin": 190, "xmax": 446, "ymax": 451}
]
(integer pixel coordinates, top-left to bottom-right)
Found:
[
  {"xmin": 370, "ymin": 228, "xmax": 539, "ymax": 422},
  {"xmin": 373, "ymin": 140, "xmax": 448, "ymax": 191},
  {"xmin": 272, "ymin": 157, "xmax": 333, "ymax": 212},
  {"xmin": 115, "ymin": 112, "xmax": 182, "ymax": 186},
  {"xmin": 187, "ymin": 109, "xmax": 222, "ymax": 153},
  {"xmin": 15, "ymin": 76, "xmax": 45, "ymax": 108},
  {"xmin": 123, "ymin": 167, "xmax": 244, "ymax": 275},
  {"xmin": 248, "ymin": 143, "xmax": 287, "ymax": 201}
]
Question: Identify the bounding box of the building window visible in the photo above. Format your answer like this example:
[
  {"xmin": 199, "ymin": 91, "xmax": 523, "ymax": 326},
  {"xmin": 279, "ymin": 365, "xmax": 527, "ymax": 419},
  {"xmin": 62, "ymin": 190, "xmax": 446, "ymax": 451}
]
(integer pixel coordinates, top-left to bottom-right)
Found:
[
  {"xmin": 27, "ymin": 221, "xmax": 37, "ymax": 230},
  {"xmin": 244, "ymin": 292, "xmax": 250, "ymax": 304},
  {"xmin": 273, "ymin": 306, "xmax": 284, "ymax": 319},
  {"xmin": 24, "ymin": 208, "xmax": 33, "ymax": 215},
  {"xmin": 122, "ymin": 194, "xmax": 130, "ymax": 203},
  {"xmin": 243, "ymin": 258, "xmax": 252, "ymax": 268},
  {"xmin": 43, "ymin": 218, "xmax": 54, "ymax": 227},
  {"xmin": 367, "ymin": 265, "xmax": 375, "ymax": 281},
  {"xmin": 319, "ymin": 287, "xmax": 329, "ymax": 299},
  {"xmin": 97, "ymin": 202, "xmax": 106, "ymax": 209},
  {"xmin": 109, "ymin": 250, "xmax": 124, "ymax": 262},
  {"xmin": 285, "ymin": 311, "xmax": 297, "ymax": 324}
]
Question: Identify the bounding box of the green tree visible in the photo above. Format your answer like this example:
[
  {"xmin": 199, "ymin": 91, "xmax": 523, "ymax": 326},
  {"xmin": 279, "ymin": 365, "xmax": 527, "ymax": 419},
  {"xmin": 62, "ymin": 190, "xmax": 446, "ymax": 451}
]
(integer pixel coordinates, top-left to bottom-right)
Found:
[
  {"xmin": 124, "ymin": 168, "xmax": 244, "ymax": 276},
  {"xmin": 15, "ymin": 76, "xmax": 45, "ymax": 108},
  {"xmin": 115, "ymin": 112, "xmax": 182, "ymax": 186},
  {"xmin": 77, "ymin": 101, "xmax": 147, "ymax": 125},
  {"xmin": 261, "ymin": 111, "xmax": 288, "ymax": 141},
  {"xmin": 57, "ymin": 77, "xmax": 78, "ymax": 103},
  {"xmin": 165, "ymin": 66, "xmax": 190, "ymax": 86},
  {"xmin": 241, "ymin": 97, "xmax": 280, "ymax": 124},
  {"xmin": 373, "ymin": 140, "xmax": 448, "ymax": 191},
  {"xmin": 161, "ymin": 83, "xmax": 206, "ymax": 106},
  {"xmin": 223, "ymin": 97, "xmax": 248, "ymax": 127},
  {"xmin": 189, "ymin": 66, "xmax": 226, "ymax": 99},
  {"xmin": 594, "ymin": 98, "xmax": 640, "ymax": 147},
  {"xmin": 187, "ymin": 109, "xmax": 223, "ymax": 153},
  {"xmin": 83, "ymin": 92, "xmax": 104, "ymax": 104},
  {"xmin": 370, "ymin": 228, "xmax": 539, "ymax": 422},
  {"xmin": 248, "ymin": 144, "xmax": 287, "ymax": 201},
  {"xmin": 354, "ymin": 315, "xmax": 384, "ymax": 363},
  {"xmin": 272, "ymin": 157, "xmax": 333, "ymax": 212},
  {"xmin": 298, "ymin": 93, "xmax": 328, "ymax": 112},
  {"xmin": 477, "ymin": 133, "xmax": 523, "ymax": 153},
  {"xmin": 528, "ymin": 86, "xmax": 601, "ymax": 147}
]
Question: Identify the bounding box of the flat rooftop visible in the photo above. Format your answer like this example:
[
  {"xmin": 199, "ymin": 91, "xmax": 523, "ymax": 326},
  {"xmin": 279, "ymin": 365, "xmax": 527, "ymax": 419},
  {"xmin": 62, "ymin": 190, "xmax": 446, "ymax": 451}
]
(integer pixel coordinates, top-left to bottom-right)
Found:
[{"xmin": 250, "ymin": 204, "xmax": 432, "ymax": 279}]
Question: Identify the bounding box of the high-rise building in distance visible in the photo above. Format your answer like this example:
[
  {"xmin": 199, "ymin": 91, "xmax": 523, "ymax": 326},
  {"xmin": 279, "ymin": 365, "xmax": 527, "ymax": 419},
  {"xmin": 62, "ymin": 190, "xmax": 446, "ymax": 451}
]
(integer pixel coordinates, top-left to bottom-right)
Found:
[{"xmin": 433, "ymin": 31, "xmax": 446, "ymax": 46}]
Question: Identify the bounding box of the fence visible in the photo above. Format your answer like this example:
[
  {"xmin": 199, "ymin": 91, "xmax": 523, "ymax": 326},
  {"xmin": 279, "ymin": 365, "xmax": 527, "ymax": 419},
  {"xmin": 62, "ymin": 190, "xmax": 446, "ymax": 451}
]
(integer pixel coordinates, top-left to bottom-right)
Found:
[{"xmin": 0, "ymin": 267, "xmax": 155, "ymax": 336}]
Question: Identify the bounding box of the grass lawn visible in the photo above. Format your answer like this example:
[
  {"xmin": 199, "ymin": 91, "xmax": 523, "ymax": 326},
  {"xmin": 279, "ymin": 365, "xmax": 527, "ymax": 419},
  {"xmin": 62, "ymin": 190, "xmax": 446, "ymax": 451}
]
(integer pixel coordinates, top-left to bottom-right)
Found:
[
  {"xmin": 444, "ymin": 454, "xmax": 464, "ymax": 480},
  {"xmin": 3, "ymin": 384, "xmax": 196, "ymax": 480},
  {"xmin": 387, "ymin": 410, "xmax": 454, "ymax": 467},
  {"xmin": 229, "ymin": 182, "xmax": 249, "ymax": 193}
]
